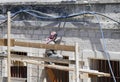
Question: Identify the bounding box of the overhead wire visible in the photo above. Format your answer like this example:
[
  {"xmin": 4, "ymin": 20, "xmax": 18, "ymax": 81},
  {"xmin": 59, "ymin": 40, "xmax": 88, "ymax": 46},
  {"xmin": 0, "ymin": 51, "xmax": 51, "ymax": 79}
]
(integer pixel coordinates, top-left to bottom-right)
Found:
[
  {"xmin": 86, "ymin": 0, "xmax": 117, "ymax": 82},
  {"xmin": 24, "ymin": 9, "xmax": 57, "ymax": 18},
  {"xmin": 0, "ymin": 5, "xmax": 119, "ymax": 82},
  {"xmin": 0, "ymin": 10, "xmax": 120, "ymax": 26},
  {"xmin": 94, "ymin": 13, "xmax": 117, "ymax": 82}
]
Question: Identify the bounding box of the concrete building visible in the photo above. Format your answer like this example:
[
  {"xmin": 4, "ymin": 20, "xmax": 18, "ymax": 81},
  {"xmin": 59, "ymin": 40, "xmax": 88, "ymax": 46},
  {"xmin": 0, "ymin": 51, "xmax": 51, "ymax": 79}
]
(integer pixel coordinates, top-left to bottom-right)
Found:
[{"xmin": 0, "ymin": 0, "xmax": 120, "ymax": 82}]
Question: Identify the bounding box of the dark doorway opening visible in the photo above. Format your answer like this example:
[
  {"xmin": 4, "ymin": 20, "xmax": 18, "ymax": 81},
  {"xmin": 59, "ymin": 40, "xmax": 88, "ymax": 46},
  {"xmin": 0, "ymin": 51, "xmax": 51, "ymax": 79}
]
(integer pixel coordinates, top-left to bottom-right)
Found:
[
  {"xmin": 90, "ymin": 59, "xmax": 120, "ymax": 82},
  {"xmin": 11, "ymin": 51, "xmax": 27, "ymax": 79}
]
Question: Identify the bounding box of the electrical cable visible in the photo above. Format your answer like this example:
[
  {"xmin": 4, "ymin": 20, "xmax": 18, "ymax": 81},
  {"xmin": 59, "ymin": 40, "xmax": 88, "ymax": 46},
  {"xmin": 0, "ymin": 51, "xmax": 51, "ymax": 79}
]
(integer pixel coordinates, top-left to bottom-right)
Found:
[
  {"xmin": 22, "ymin": 10, "xmax": 120, "ymax": 24},
  {"xmin": 0, "ymin": 6, "xmax": 118, "ymax": 82},
  {"xmin": 0, "ymin": 10, "xmax": 23, "ymax": 25},
  {"xmin": 86, "ymin": 0, "xmax": 117, "ymax": 82},
  {"xmin": 94, "ymin": 12, "xmax": 120, "ymax": 24},
  {"xmin": 24, "ymin": 9, "xmax": 57, "ymax": 18},
  {"xmin": 94, "ymin": 14, "xmax": 117, "ymax": 82},
  {"xmin": 0, "ymin": 10, "xmax": 120, "ymax": 25}
]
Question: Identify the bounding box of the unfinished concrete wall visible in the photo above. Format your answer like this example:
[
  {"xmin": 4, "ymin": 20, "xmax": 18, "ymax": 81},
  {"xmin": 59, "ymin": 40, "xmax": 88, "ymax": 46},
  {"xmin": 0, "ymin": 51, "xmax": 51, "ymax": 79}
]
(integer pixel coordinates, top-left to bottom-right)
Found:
[
  {"xmin": 0, "ymin": 2, "xmax": 120, "ymax": 82},
  {"xmin": 0, "ymin": 26, "xmax": 119, "ymax": 82}
]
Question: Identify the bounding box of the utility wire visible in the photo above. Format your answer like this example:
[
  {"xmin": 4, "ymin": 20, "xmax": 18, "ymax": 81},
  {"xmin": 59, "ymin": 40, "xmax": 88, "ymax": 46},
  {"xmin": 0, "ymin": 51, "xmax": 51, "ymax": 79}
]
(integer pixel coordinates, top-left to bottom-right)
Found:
[
  {"xmin": 94, "ymin": 14, "xmax": 116, "ymax": 82},
  {"xmin": 0, "ymin": 8, "xmax": 118, "ymax": 82},
  {"xmin": 0, "ymin": 10, "xmax": 120, "ymax": 25},
  {"xmin": 86, "ymin": 0, "xmax": 117, "ymax": 82}
]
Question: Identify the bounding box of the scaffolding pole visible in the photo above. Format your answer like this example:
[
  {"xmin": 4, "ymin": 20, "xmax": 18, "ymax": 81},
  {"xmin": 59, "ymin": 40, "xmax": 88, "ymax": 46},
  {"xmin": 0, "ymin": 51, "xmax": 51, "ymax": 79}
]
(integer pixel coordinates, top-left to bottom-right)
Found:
[
  {"xmin": 7, "ymin": 11, "xmax": 11, "ymax": 82},
  {"xmin": 75, "ymin": 43, "xmax": 79, "ymax": 82}
]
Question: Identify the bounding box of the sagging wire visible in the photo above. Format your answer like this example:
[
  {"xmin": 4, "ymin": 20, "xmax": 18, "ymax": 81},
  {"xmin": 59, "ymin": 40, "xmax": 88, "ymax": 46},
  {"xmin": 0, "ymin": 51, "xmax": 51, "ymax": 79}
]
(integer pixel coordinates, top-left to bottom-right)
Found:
[
  {"xmin": 95, "ymin": 12, "xmax": 120, "ymax": 24},
  {"xmin": 24, "ymin": 9, "xmax": 57, "ymax": 18},
  {"xmin": 94, "ymin": 13, "xmax": 117, "ymax": 82},
  {"xmin": 0, "ymin": 9, "xmax": 120, "ymax": 26},
  {"xmin": 0, "ymin": 10, "xmax": 24, "ymax": 25},
  {"xmin": 85, "ymin": 0, "xmax": 117, "ymax": 82},
  {"xmin": 0, "ymin": 7, "xmax": 119, "ymax": 82}
]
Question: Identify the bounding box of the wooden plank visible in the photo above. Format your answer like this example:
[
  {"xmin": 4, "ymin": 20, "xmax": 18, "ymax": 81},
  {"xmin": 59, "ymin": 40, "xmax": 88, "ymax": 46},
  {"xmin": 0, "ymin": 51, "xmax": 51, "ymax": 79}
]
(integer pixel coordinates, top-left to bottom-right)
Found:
[
  {"xmin": 17, "ymin": 60, "xmax": 74, "ymax": 71},
  {"xmin": 11, "ymin": 54, "xmax": 110, "ymax": 77},
  {"xmin": 0, "ymin": 39, "xmax": 14, "ymax": 46},
  {"xmin": 7, "ymin": 11, "xmax": 11, "ymax": 82},
  {"xmin": 11, "ymin": 58, "xmax": 110, "ymax": 77},
  {"xmin": 80, "ymin": 73, "xmax": 89, "ymax": 79},
  {"xmin": 2, "ymin": 53, "xmax": 84, "ymax": 65},
  {"xmin": 75, "ymin": 43, "xmax": 79, "ymax": 82},
  {"xmin": 79, "ymin": 69, "xmax": 110, "ymax": 77},
  {"xmin": 11, "ymin": 54, "xmax": 77, "ymax": 64},
  {"xmin": 0, "ymin": 39, "xmax": 6, "ymax": 46},
  {"xmin": 19, "ymin": 61, "xmax": 110, "ymax": 77},
  {"xmin": 15, "ymin": 41, "xmax": 75, "ymax": 51},
  {"xmin": 80, "ymin": 73, "xmax": 108, "ymax": 79},
  {"xmin": 0, "ymin": 39, "xmax": 75, "ymax": 51},
  {"xmin": 46, "ymin": 65, "xmax": 110, "ymax": 77}
]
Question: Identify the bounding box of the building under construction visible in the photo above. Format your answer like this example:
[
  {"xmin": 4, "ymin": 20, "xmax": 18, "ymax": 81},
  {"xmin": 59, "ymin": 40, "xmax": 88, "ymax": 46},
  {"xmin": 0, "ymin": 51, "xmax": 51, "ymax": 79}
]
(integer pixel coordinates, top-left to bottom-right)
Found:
[{"xmin": 0, "ymin": 0, "xmax": 120, "ymax": 82}]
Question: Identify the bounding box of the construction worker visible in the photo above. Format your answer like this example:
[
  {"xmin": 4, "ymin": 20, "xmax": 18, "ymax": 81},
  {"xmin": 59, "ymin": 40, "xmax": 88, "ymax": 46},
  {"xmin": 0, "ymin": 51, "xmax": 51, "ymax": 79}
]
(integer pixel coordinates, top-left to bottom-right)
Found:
[
  {"xmin": 46, "ymin": 31, "xmax": 58, "ymax": 44},
  {"xmin": 45, "ymin": 31, "xmax": 63, "ymax": 64}
]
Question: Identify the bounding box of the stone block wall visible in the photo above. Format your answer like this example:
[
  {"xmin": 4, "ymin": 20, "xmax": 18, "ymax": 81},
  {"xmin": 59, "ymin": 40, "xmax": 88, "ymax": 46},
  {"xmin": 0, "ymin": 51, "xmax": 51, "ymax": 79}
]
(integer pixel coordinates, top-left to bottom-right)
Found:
[
  {"xmin": 0, "ymin": 26, "xmax": 120, "ymax": 82},
  {"xmin": 0, "ymin": 22, "xmax": 120, "ymax": 82},
  {"xmin": 0, "ymin": 2, "xmax": 120, "ymax": 82},
  {"xmin": 1, "ymin": 27, "xmax": 119, "ymax": 52}
]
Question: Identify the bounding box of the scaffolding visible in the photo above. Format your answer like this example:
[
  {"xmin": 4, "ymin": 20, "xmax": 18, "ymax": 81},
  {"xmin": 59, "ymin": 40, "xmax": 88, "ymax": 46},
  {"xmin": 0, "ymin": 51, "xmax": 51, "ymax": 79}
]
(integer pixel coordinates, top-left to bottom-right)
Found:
[{"xmin": 0, "ymin": 11, "xmax": 111, "ymax": 82}]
